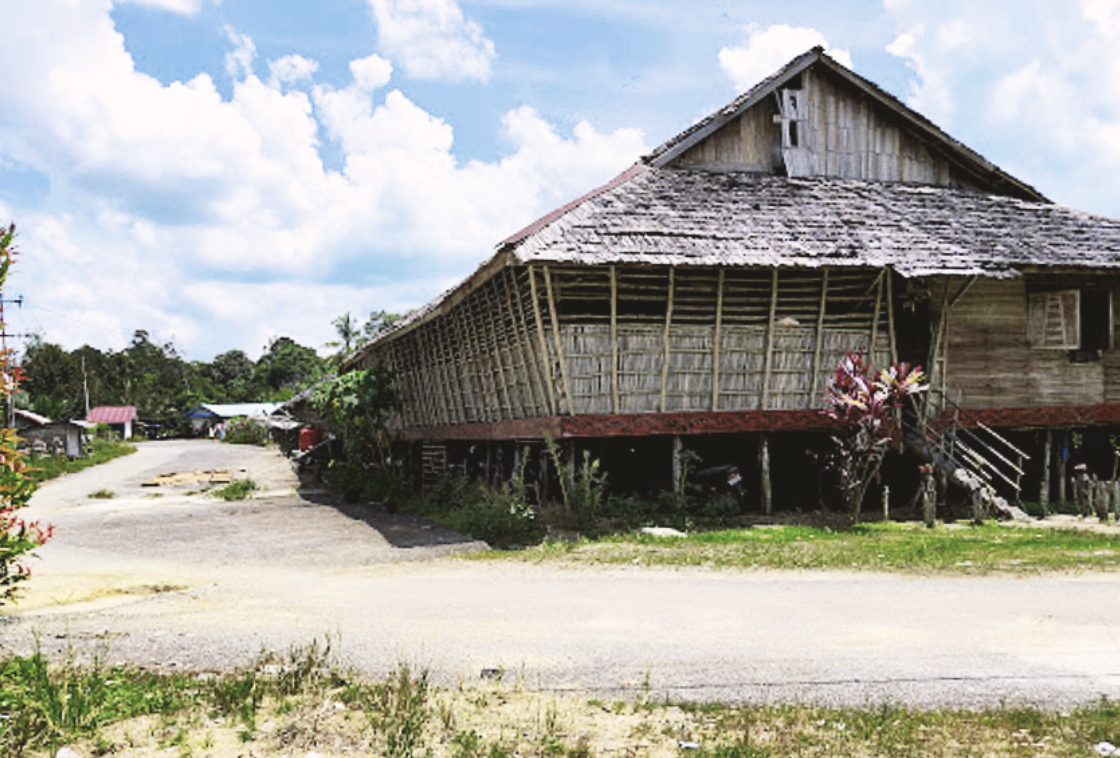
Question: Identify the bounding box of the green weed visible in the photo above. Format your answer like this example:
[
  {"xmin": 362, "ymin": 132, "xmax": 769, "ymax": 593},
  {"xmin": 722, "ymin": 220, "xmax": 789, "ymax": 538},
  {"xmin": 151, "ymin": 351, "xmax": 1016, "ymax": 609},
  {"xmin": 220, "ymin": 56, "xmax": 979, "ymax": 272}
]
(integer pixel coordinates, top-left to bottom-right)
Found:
[{"xmin": 209, "ymin": 478, "xmax": 258, "ymax": 501}]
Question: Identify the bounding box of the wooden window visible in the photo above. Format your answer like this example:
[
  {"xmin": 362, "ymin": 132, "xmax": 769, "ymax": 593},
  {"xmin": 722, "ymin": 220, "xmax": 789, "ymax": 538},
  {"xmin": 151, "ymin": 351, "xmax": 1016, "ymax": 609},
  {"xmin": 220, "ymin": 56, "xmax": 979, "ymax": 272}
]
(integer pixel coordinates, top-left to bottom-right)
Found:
[{"xmin": 1028, "ymin": 290, "xmax": 1080, "ymax": 350}]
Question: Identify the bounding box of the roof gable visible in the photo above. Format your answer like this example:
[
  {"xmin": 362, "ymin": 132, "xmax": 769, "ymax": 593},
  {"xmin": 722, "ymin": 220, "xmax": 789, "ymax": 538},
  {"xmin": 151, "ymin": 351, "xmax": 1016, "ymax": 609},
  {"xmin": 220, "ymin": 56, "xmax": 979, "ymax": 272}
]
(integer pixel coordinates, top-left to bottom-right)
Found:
[{"xmin": 646, "ymin": 47, "xmax": 1047, "ymax": 202}]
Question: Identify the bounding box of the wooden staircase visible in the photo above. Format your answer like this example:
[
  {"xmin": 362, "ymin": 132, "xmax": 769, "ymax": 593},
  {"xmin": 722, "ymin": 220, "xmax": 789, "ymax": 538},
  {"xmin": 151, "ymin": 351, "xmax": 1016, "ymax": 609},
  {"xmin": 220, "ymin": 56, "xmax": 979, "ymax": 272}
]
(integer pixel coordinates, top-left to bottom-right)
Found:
[{"xmin": 905, "ymin": 391, "xmax": 1033, "ymax": 520}]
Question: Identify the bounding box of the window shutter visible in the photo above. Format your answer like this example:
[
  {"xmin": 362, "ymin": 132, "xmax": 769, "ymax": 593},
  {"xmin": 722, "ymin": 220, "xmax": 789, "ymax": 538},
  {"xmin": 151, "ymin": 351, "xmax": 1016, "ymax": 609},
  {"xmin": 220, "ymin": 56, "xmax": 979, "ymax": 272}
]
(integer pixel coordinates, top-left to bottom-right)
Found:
[{"xmin": 1029, "ymin": 290, "xmax": 1080, "ymax": 349}]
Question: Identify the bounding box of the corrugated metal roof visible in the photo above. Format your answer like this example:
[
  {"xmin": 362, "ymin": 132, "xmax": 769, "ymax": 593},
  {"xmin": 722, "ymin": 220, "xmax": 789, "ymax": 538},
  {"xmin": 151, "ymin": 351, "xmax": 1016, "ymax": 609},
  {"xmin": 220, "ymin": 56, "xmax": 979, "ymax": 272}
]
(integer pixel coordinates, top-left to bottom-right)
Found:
[{"xmin": 87, "ymin": 406, "xmax": 137, "ymax": 424}]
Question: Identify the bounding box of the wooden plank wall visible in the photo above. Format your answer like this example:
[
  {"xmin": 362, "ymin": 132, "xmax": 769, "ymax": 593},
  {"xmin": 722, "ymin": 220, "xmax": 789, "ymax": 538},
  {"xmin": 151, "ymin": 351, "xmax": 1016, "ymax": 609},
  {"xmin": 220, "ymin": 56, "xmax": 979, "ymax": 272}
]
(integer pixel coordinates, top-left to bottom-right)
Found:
[
  {"xmin": 668, "ymin": 66, "xmax": 978, "ymax": 190},
  {"xmin": 944, "ymin": 277, "xmax": 1109, "ymax": 409}
]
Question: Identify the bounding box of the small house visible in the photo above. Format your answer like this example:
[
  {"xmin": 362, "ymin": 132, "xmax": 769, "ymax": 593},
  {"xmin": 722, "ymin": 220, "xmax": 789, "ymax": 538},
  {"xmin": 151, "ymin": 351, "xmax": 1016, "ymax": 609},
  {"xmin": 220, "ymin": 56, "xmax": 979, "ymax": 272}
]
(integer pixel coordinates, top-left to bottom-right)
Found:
[{"xmin": 86, "ymin": 405, "xmax": 138, "ymax": 440}]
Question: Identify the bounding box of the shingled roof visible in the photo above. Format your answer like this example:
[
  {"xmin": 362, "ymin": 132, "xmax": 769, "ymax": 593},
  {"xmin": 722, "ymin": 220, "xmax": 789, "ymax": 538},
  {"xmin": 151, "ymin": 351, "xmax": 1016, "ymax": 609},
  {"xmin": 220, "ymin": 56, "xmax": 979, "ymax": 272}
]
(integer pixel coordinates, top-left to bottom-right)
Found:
[{"xmin": 502, "ymin": 165, "xmax": 1120, "ymax": 278}]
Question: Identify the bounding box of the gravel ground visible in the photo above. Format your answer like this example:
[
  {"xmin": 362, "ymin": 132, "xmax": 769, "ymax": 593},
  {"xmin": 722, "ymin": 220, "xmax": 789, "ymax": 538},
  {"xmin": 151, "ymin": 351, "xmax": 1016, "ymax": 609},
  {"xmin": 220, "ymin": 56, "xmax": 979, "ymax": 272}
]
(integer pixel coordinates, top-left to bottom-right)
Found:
[{"xmin": 3, "ymin": 439, "xmax": 1120, "ymax": 708}]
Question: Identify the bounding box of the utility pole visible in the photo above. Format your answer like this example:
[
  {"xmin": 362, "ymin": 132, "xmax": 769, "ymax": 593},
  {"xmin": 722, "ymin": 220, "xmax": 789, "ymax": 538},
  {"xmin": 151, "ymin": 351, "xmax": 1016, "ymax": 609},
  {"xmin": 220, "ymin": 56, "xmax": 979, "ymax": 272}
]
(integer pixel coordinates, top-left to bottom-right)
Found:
[{"xmin": 0, "ymin": 292, "xmax": 28, "ymax": 428}]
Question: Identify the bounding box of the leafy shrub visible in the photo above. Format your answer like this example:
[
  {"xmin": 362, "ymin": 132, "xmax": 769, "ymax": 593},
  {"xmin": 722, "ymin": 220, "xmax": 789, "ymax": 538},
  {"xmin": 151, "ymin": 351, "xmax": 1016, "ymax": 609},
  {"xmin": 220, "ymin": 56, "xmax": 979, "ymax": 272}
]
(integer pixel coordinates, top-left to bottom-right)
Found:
[{"xmin": 222, "ymin": 417, "xmax": 270, "ymax": 446}]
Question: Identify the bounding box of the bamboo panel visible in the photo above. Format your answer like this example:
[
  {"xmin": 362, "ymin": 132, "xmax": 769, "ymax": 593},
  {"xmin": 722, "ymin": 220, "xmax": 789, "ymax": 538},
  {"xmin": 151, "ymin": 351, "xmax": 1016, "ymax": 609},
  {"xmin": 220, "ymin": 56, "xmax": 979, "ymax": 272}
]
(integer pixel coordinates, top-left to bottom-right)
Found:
[
  {"xmin": 665, "ymin": 327, "xmax": 714, "ymax": 411},
  {"xmin": 561, "ymin": 325, "xmax": 614, "ymax": 415},
  {"xmin": 616, "ymin": 327, "xmax": 665, "ymax": 413}
]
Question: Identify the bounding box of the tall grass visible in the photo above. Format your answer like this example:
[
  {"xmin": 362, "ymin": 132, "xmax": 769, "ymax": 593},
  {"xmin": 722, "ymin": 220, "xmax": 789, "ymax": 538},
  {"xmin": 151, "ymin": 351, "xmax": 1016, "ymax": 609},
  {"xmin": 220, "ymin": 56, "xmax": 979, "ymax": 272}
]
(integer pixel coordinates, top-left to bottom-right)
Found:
[
  {"xmin": 3, "ymin": 644, "xmax": 1119, "ymax": 758},
  {"xmin": 27, "ymin": 439, "xmax": 136, "ymax": 483}
]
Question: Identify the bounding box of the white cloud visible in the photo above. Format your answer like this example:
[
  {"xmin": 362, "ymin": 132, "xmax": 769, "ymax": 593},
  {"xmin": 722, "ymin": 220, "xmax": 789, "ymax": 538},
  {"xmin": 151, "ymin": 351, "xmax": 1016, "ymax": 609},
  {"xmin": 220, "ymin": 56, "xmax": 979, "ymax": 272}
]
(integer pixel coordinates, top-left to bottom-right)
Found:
[
  {"xmin": 114, "ymin": 0, "xmax": 217, "ymax": 14},
  {"xmin": 367, "ymin": 0, "xmax": 496, "ymax": 82},
  {"xmin": 223, "ymin": 25, "xmax": 256, "ymax": 81},
  {"xmin": 268, "ymin": 55, "xmax": 320, "ymax": 89},
  {"xmin": 0, "ymin": 0, "xmax": 646, "ymax": 359},
  {"xmin": 718, "ymin": 24, "xmax": 853, "ymax": 94},
  {"xmin": 882, "ymin": 0, "xmax": 1120, "ymax": 214}
]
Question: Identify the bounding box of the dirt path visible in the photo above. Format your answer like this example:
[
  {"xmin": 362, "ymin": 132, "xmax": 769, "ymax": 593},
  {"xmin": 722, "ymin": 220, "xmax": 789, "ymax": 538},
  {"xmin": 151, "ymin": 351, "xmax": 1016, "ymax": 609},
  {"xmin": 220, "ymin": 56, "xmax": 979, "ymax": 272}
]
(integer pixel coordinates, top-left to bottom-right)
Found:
[{"xmin": 3, "ymin": 440, "xmax": 1120, "ymax": 708}]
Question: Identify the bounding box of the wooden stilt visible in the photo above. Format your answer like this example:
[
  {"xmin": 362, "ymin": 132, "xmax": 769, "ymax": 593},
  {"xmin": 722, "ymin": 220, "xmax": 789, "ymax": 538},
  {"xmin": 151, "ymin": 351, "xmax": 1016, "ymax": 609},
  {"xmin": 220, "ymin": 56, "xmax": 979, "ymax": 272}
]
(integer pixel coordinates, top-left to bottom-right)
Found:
[
  {"xmin": 671, "ymin": 435, "xmax": 683, "ymax": 496},
  {"xmin": 759, "ymin": 434, "xmax": 772, "ymax": 515},
  {"xmin": 1040, "ymin": 430, "xmax": 1052, "ymax": 516},
  {"xmin": 1057, "ymin": 430, "xmax": 1068, "ymax": 507}
]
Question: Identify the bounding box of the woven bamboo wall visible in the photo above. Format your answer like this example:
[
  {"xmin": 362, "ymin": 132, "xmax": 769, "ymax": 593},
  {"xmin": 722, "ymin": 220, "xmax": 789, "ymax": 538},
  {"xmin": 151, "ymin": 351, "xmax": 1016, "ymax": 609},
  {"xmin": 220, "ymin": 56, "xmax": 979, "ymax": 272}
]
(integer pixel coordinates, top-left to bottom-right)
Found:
[{"xmin": 365, "ymin": 263, "xmax": 893, "ymax": 430}]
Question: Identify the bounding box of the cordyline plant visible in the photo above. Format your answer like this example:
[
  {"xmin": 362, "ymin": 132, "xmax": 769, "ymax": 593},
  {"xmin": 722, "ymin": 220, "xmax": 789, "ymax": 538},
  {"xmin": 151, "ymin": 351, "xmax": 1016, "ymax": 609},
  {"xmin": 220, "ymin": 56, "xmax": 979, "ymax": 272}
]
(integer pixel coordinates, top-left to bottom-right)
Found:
[
  {"xmin": 823, "ymin": 351, "xmax": 928, "ymax": 522},
  {"xmin": 0, "ymin": 223, "xmax": 50, "ymax": 606}
]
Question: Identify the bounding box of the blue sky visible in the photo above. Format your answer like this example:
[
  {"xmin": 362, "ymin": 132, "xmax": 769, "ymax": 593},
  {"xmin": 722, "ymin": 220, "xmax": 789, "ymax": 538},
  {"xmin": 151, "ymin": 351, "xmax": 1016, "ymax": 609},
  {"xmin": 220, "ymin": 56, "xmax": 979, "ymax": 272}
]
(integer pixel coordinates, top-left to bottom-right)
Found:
[{"xmin": 1, "ymin": 0, "xmax": 1119, "ymax": 361}]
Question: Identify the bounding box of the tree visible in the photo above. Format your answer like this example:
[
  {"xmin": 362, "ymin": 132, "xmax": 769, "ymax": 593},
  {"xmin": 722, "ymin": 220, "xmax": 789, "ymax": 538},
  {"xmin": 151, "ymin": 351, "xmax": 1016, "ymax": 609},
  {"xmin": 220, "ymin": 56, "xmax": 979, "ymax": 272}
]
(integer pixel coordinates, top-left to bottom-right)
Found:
[
  {"xmin": 326, "ymin": 313, "xmax": 360, "ymax": 367},
  {"xmin": 206, "ymin": 349, "xmax": 260, "ymax": 402},
  {"xmin": 312, "ymin": 366, "xmax": 399, "ymax": 464},
  {"xmin": 0, "ymin": 223, "xmax": 50, "ymax": 605},
  {"xmin": 822, "ymin": 351, "xmax": 927, "ymax": 522},
  {"xmin": 254, "ymin": 336, "xmax": 327, "ymax": 398},
  {"xmin": 360, "ymin": 310, "xmax": 401, "ymax": 346}
]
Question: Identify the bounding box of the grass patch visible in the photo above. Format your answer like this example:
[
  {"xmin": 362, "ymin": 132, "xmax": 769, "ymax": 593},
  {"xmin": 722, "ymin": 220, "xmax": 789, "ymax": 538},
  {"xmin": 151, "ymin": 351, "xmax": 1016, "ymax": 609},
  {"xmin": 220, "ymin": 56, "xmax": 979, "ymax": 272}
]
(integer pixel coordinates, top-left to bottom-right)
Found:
[
  {"xmin": 87, "ymin": 488, "xmax": 115, "ymax": 499},
  {"xmin": 209, "ymin": 477, "xmax": 258, "ymax": 501},
  {"xmin": 490, "ymin": 521, "xmax": 1120, "ymax": 574},
  {"xmin": 2, "ymin": 644, "xmax": 1119, "ymax": 758},
  {"xmin": 27, "ymin": 438, "xmax": 136, "ymax": 484}
]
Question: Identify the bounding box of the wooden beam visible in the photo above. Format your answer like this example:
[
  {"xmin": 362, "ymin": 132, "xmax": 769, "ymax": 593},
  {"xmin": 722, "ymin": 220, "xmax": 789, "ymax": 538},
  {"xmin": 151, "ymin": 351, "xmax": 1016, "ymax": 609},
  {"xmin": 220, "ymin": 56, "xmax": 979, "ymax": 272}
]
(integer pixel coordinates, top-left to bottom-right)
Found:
[
  {"xmin": 869, "ymin": 268, "xmax": 884, "ymax": 358},
  {"xmin": 886, "ymin": 269, "xmax": 898, "ymax": 364},
  {"xmin": 660, "ymin": 267, "xmax": 676, "ymax": 412},
  {"xmin": 810, "ymin": 268, "xmax": 829, "ymax": 403},
  {"xmin": 610, "ymin": 265, "xmax": 620, "ymax": 414},
  {"xmin": 482, "ymin": 280, "xmax": 516, "ymax": 420},
  {"xmin": 711, "ymin": 268, "xmax": 725, "ymax": 411},
  {"xmin": 527, "ymin": 266, "xmax": 558, "ymax": 416},
  {"xmin": 761, "ymin": 268, "xmax": 779, "ymax": 409},
  {"xmin": 542, "ymin": 265, "xmax": 576, "ymax": 415},
  {"xmin": 502, "ymin": 268, "xmax": 549, "ymax": 417}
]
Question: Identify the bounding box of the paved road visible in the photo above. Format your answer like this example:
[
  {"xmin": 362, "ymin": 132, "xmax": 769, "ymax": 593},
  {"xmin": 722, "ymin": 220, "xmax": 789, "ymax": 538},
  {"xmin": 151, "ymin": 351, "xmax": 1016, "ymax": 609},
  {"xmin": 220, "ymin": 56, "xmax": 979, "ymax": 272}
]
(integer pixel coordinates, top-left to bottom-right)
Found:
[{"xmin": 2, "ymin": 439, "xmax": 1119, "ymax": 707}]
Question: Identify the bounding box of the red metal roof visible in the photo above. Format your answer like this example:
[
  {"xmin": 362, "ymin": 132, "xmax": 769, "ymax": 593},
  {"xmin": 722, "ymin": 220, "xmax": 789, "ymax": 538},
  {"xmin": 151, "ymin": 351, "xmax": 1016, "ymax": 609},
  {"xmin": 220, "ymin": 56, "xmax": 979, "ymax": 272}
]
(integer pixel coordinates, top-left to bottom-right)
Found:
[{"xmin": 87, "ymin": 406, "xmax": 137, "ymax": 424}]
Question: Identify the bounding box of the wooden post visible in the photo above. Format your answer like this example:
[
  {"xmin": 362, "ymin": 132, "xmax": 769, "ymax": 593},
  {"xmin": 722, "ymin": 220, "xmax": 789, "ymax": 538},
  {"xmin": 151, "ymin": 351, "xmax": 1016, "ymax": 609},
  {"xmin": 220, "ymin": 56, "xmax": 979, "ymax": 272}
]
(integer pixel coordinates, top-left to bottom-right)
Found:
[
  {"xmin": 761, "ymin": 268, "xmax": 779, "ymax": 410},
  {"xmin": 970, "ymin": 487, "xmax": 985, "ymax": 526},
  {"xmin": 503, "ymin": 268, "xmax": 550, "ymax": 418},
  {"xmin": 759, "ymin": 434, "xmax": 772, "ymax": 515},
  {"xmin": 610, "ymin": 265, "xmax": 620, "ymax": 414},
  {"xmin": 810, "ymin": 268, "xmax": 829, "ymax": 404},
  {"xmin": 542, "ymin": 266, "xmax": 576, "ymax": 415},
  {"xmin": 1040, "ymin": 430, "xmax": 1052, "ymax": 516},
  {"xmin": 869, "ymin": 268, "xmax": 884, "ymax": 358},
  {"xmin": 881, "ymin": 484, "xmax": 890, "ymax": 522},
  {"xmin": 1112, "ymin": 480, "xmax": 1119, "ymax": 524},
  {"xmin": 659, "ymin": 267, "xmax": 676, "ymax": 413},
  {"xmin": 711, "ymin": 268, "xmax": 725, "ymax": 411},
  {"xmin": 527, "ymin": 266, "xmax": 559, "ymax": 416},
  {"xmin": 885, "ymin": 269, "xmax": 898, "ymax": 365},
  {"xmin": 671, "ymin": 435, "xmax": 683, "ymax": 496},
  {"xmin": 921, "ymin": 467, "xmax": 936, "ymax": 528}
]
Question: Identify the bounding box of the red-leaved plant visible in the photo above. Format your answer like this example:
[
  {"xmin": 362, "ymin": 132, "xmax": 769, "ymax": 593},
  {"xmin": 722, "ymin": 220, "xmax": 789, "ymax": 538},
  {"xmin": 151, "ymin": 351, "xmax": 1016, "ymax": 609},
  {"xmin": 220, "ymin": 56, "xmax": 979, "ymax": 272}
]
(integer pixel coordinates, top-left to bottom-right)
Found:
[
  {"xmin": 823, "ymin": 351, "xmax": 927, "ymax": 522},
  {"xmin": 0, "ymin": 223, "xmax": 50, "ymax": 606}
]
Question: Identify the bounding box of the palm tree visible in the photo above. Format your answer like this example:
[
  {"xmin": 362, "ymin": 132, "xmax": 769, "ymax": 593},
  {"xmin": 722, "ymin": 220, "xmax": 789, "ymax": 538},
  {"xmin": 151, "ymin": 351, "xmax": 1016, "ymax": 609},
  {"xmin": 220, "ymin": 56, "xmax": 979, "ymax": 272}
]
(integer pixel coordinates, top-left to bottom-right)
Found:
[{"xmin": 327, "ymin": 313, "xmax": 359, "ymax": 366}]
